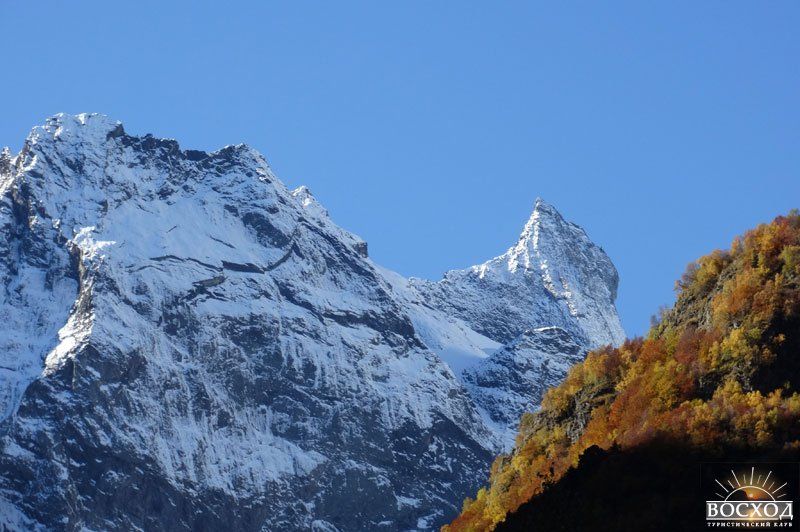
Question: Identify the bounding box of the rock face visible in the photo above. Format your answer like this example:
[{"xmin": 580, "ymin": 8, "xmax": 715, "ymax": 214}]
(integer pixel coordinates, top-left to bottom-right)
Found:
[
  {"xmin": 0, "ymin": 114, "xmax": 624, "ymax": 531},
  {"xmin": 462, "ymin": 327, "xmax": 584, "ymax": 446}
]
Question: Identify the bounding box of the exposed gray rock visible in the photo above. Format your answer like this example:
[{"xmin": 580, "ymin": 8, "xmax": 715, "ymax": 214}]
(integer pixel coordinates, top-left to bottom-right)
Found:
[
  {"xmin": 0, "ymin": 114, "xmax": 625, "ymax": 531},
  {"xmin": 462, "ymin": 327, "xmax": 584, "ymax": 446}
]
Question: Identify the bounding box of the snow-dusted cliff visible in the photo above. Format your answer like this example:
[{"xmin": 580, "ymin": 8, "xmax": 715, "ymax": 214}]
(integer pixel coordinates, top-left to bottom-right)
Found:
[
  {"xmin": 410, "ymin": 199, "xmax": 625, "ymax": 349},
  {"xmin": 0, "ymin": 114, "xmax": 624, "ymax": 531}
]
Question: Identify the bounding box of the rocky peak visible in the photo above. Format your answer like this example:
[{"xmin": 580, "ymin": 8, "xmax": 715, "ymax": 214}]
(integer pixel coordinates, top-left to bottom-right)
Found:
[
  {"xmin": 414, "ymin": 200, "xmax": 625, "ymax": 348},
  {"xmin": 40, "ymin": 112, "xmax": 122, "ymax": 142},
  {"xmin": 484, "ymin": 198, "xmax": 618, "ymax": 300},
  {"xmin": 0, "ymin": 114, "xmax": 495, "ymax": 531},
  {"xmin": 506, "ymin": 198, "xmax": 571, "ymax": 270},
  {"xmin": 0, "ymin": 114, "xmax": 625, "ymax": 531}
]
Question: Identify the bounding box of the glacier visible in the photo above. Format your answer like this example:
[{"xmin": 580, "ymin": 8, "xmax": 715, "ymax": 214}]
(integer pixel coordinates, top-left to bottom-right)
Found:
[{"xmin": 0, "ymin": 114, "xmax": 624, "ymax": 531}]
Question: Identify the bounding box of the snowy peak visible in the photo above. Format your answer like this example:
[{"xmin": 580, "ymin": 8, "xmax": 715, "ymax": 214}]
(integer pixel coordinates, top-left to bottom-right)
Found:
[
  {"xmin": 486, "ymin": 198, "xmax": 613, "ymax": 290},
  {"xmin": 416, "ymin": 198, "xmax": 625, "ymax": 348},
  {"xmin": 24, "ymin": 112, "xmax": 268, "ymax": 184},
  {"xmin": 0, "ymin": 113, "xmax": 499, "ymax": 530},
  {"xmin": 0, "ymin": 114, "xmax": 626, "ymax": 531},
  {"xmin": 412, "ymin": 199, "xmax": 626, "ymax": 449},
  {"xmin": 36, "ymin": 112, "xmax": 123, "ymax": 143},
  {"xmin": 521, "ymin": 198, "xmax": 569, "ymax": 246},
  {"xmin": 519, "ymin": 197, "xmax": 559, "ymax": 242}
]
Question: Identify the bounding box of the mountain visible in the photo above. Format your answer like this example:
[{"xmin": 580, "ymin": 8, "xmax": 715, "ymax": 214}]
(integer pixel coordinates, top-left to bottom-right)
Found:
[
  {"xmin": 445, "ymin": 211, "xmax": 800, "ymax": 531},
  {"xmin": 407, "ymin": 202, "xmax": 624, "ymax": 445},
  {"xmin": 0, "ymin": 114, "xmax": 623, "ymax": 531},
  {"xmin": 410, "ymin": 199, "xmax": 624, "ymax": 349}
]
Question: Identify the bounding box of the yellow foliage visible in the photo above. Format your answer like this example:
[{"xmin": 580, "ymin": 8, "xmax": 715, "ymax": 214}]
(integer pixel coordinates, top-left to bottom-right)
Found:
[{"xmin": 446, "ymin": 211, "xmax": 800, "ymax": 532}]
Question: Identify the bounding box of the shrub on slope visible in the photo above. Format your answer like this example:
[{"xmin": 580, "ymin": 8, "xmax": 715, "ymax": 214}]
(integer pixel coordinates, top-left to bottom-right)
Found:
[{"xmin": 445, "ymin": 211, "xmax": 800, "ymax": 531}]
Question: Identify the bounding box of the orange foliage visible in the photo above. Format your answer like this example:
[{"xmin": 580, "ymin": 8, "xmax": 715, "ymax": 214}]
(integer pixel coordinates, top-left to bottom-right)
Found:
[{"xmin": 445, "ymin": 211, "xmax": 800, "ymax": 532}]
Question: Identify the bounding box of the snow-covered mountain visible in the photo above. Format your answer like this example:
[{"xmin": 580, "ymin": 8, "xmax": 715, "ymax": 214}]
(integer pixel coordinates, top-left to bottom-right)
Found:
[
  {"xmin": 0, "ymin": 114, "xmax": 624, "ymax": 531},
  {"xmin": 410, "ymin": 199, "xmax": 625, "ymax": 349}
]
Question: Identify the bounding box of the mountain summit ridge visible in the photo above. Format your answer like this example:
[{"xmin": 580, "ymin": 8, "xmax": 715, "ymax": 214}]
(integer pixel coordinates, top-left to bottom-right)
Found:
[
  {"xmin": 0, "ymin": 114, "xmax": 624, "ymax": 531},
  {"xmin": 410, "ymin": 196, "xmax": 624, "ymax": 349}
]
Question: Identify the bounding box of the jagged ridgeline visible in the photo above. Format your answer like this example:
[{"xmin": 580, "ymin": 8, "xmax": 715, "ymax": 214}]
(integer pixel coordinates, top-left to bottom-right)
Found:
[
  {"xmin": 445, "ymin": 211, "xmax": 800, "ymax": 531},
  {"xmin": 0, "ymin": 114, "xmax": 624, "ymax": 531}
]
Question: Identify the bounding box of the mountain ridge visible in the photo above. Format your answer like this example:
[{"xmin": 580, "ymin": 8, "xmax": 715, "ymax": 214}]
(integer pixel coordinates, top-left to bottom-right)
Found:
[{"xmin": 0, "ymin": 113, "xmax": 624, "ymax": 531}]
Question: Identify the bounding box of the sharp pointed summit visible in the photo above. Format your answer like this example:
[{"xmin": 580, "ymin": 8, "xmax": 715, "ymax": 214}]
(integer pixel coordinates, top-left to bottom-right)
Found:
[
  {"xmin": 0, "ymin": 114, "xmax": 626, "ymax": 531},
  {"xmin": 407, "ymin": 197, "xmax": 625, "ymax": 446},
  {"xmin": 412, "ymin": 199, "xmax": 624, "ymax": 347},
  {"xmin": 508, "ymin": 197, "xmax": 572, "ymax": 273}
]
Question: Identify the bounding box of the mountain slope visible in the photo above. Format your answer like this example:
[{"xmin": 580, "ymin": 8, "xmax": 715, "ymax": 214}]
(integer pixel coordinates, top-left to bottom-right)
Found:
[
  {"xmin": 461, "ymin": 327, "xmax": 584, "ymax": 447},
  {"xmin": 405, "ymin": 200, "xmax": 625, "ymax": 444},
  {"xmin": 411, "ymin": 199, "xmax": 624, "ymax": 349},
  {"xmin": 445, "ymin": 211, "xmax": 800, "ymax": 531},
  {"xmin": 0, "ymin": 114, "xmax": 624, "ymax": 531}
]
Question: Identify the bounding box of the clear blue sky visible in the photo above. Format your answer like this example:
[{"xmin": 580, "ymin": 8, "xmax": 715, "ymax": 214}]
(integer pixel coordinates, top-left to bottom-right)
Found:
[{"xmin": 1, "ymin": 2, "xmax": 798, "ymax": 336}]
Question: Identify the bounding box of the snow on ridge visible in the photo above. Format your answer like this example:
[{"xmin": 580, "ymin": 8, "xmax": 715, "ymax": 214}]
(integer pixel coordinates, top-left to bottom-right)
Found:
[
  {"xmin": 412, "ymin": 197, "xmax": 625, "ymax": 349},
  {"xmin": 292, "ymin": 185, "xmax": 368, "ymax": 258},
  {"xmin": 373, "ymin": 263, "xmax": 501, "ymax": 382},
  {"xmin": 0, "ymin": 113, "xmax": 627, "ymax": 531},
  {"xmin": 0, "ymin": 114, "xmax": 494, "ymax": 530}
]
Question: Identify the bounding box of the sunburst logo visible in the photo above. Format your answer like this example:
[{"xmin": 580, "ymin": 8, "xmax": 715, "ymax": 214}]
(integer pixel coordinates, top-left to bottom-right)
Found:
[{"xmin": 705, "ymin": 464, "xmax": 795, "ymax": 526}]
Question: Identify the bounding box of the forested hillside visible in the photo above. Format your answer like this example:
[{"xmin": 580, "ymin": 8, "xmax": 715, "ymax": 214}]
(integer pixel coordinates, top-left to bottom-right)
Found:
[{"xmin": 446, "ymin": 211, "xmax": 800, "ymax": 531}]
